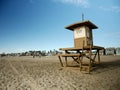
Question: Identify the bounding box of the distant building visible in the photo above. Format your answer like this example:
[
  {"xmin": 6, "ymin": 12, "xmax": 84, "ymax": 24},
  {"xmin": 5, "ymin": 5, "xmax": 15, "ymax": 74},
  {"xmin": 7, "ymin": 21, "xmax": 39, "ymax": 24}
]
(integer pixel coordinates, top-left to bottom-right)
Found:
[
  {"xmin": 105, "ymin": 47, "xmax": 116, "ymax": 55},
  {"xmin": 116, "ymin": 47, "xmax": 120, "ymax": 55}
]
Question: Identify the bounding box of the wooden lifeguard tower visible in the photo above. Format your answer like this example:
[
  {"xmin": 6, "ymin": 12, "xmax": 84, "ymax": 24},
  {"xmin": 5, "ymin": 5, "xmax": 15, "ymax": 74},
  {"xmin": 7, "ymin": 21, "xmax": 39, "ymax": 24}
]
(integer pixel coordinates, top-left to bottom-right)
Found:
[
  {"xmin": 65, "ymin": 20, "xmax": 97, "ymax": 48},
  {"xmin": 58, "ymin": 19, "xmax": 104, "ymax": 73}
]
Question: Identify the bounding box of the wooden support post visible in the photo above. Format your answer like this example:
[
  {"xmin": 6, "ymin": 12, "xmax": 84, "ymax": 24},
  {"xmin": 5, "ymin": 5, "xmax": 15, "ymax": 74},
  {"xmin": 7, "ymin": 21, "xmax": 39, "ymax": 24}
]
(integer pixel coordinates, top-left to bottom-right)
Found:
[
  {"xmin": 93, "ymin": 50, "xmax": 97, "ymax": 63},
  {"xmin": 65, "ymin": 50, "xmax": 68, "ymax": 67},
  {"xmin": 88, "ymin": 45, "xmax": 92, "ymax": 73},
  {"xmin": 58, "ymin": 56, "xmax": 64, "ymax": 67},
  {"xmin": 65, "ymin": 56, "xmax": 68, "ymax": 67},
  {"xmin": 78, "ymin": 56, "xmax": 82, "ymax": 71},
  {"xmin": 97, "ymin": 50, "xmax": 100, "ymax": 64}
]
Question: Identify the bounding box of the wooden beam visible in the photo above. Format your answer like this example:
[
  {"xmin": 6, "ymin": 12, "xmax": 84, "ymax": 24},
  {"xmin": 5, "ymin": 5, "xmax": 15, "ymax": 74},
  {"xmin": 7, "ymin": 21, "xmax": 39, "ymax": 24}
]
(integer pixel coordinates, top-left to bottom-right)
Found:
[{"xmin": 58, "ymin": 55, "xmax": 64, "ymax": 67}]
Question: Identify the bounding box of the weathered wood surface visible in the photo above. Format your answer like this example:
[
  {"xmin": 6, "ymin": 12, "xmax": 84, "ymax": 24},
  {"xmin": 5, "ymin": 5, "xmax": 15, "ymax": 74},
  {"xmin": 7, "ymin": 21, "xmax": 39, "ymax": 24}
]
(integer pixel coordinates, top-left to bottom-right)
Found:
[
  {"xmin": 59, "ymin": 46, "xmax": 104, "ymax": 51},
  {"xmin": 57, "ymin": 54, "xmax": 81, "ymax": 57},
  {"xmin": 58, "ymin": 46, "xmax": 104, "ymax": 73}
]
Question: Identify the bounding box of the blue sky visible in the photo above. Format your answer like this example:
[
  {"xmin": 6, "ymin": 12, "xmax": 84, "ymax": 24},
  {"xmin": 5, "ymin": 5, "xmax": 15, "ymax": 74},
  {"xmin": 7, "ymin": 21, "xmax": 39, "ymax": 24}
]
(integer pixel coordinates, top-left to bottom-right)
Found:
[{"xmin": 0, "ymin": 0, "xmax": 120, "ymax": 53}]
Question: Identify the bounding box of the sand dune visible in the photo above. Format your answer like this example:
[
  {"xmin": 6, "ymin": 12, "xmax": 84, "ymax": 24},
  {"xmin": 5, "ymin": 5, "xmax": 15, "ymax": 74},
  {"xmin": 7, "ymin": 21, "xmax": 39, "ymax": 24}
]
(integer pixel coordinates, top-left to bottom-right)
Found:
[{"xmin": 0, "ymin": 56, "xmax": 120, "ymax": 90}]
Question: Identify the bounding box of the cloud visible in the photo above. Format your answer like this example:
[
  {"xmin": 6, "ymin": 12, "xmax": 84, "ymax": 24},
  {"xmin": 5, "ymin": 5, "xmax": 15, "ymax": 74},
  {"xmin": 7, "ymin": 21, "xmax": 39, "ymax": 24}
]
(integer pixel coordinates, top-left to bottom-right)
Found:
[
  {"xmin": 99, "ymin": 6, "xmax": 120, "ymax": 13},
  {"xmin": 54, "ymin": 0, "xmax": 89, "ymax": 8}
]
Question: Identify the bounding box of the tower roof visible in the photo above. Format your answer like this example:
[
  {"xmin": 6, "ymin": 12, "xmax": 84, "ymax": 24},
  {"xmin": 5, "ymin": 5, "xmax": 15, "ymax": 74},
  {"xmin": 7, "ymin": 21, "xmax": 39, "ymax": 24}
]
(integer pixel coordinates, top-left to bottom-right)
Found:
[{"xmin": 65, "ymin": 20, "xmax": 98, "ymax": 31}]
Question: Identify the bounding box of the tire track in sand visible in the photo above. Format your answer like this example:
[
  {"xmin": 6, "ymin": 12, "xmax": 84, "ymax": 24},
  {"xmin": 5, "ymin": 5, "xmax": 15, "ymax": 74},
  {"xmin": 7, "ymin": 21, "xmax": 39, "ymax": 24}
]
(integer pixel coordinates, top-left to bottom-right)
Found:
[
  {"xmin": 42, "ymin": 69, "xmax": 77, "ymax": 89},
  {"xmin": 7, "ymin": 60, "xmax": 42, "ymax": 90}
]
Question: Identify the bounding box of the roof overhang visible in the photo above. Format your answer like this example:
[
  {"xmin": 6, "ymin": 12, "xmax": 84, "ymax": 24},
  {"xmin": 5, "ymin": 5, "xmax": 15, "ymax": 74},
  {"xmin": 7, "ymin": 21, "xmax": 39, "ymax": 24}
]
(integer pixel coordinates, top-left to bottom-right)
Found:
[{"xmin": 65, "ymin": 20, "xmax": 98, "ymax": 31}]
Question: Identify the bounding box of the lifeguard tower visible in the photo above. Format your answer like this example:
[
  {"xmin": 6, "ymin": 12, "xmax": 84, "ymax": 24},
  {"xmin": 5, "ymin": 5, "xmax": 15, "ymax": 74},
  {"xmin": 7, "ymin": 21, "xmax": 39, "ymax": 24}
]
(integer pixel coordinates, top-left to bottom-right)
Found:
[
  {"xmin": 65, "ymin": 20, "xmax": 97, "ymax": 48},
  {"xmin": 58, "ymin": 19, "xmax": 104, "ymax": 73}
]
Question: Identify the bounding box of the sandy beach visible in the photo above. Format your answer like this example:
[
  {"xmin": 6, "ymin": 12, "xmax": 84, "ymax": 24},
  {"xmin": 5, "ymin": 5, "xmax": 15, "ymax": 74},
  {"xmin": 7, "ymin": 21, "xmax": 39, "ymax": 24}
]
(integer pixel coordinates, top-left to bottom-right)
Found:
[{"xmin": 0, "ymin": 55, "xmax": 120, "ymax": 90}]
